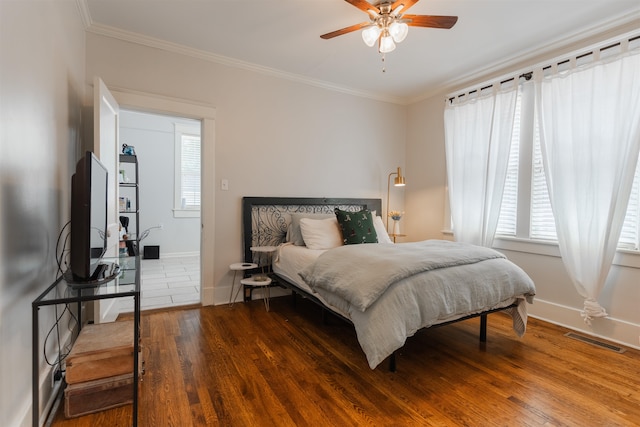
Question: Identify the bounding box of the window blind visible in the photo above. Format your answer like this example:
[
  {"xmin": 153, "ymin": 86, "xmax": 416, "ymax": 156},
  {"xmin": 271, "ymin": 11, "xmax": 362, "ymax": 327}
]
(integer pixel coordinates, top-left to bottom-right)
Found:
[
  {"xmin": 619, "ymin": 158, "xmax": 640, "ymax": 250},
  {"xmin": 530, "ymin": 118, "xmax": 557, "ymax": 241},
  {"xmin": 496, "ymin": 90, "xmax": 521, "ymax": 236},
  {"xmin": 180, "ymin": 134, "xmax": 201, "ymax": 209}
]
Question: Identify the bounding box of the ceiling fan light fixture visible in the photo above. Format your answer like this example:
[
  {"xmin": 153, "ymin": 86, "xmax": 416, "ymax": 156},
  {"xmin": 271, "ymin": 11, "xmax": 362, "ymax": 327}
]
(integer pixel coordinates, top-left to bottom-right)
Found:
[
  {"xmin": 378, "ymin": 31, "xmax": 396, "ymax": 53},
  {"xmin": 319, "ymin": 0, "xmax": 458, "ymax": 60},
  {"xmin": 362, "ymin": 25, "xmax": 381, "ymax": 47},
  {"xmin": 389, "ymin": 21, "xmax": 408, "ymax": 43}
]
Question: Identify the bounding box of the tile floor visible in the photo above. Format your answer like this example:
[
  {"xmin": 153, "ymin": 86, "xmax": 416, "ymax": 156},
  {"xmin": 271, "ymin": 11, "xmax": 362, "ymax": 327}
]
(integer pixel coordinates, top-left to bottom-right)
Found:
[{"xmin": 119, "ymin": 254, "xmax": 200, "ymax": 312}]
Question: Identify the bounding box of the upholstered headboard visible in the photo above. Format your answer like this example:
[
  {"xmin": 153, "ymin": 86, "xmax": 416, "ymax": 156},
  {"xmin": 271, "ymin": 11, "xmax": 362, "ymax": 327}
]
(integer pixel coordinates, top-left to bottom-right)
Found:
[{"xmin": 241, "ymin": 197, "xmax": 382, "ymax": 264}]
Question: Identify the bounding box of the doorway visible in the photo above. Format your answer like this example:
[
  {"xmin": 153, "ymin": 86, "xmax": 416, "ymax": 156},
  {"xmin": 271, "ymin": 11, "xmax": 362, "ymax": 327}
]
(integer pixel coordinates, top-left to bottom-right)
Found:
[
  {"xmin": 118, "ymin": 109, "xmax": 201, "ymax": 310},
  {"xmin": 108, "ymin": 88, "xmax": 216, "ymax": 310}
]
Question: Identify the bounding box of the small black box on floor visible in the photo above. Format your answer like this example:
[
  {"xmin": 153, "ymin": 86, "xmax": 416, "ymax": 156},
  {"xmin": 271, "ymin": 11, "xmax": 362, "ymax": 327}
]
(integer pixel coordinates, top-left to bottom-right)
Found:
[{"xmin": 143, "ymin": 245, "xmax": 160, "ymax": 259}]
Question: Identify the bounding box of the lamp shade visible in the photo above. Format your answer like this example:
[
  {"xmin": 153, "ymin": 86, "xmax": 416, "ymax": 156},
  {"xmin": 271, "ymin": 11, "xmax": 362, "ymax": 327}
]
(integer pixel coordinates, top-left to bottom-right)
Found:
[
  {"xmin": 394, "ymin": 167, "xmax": 406, "ymax": 186},
  {"xmin": 389, "ymin": 22, "xmax": 408, "ymax": 43},
  {"xmin": 378, "ymin": 31, "xmax": 396, "ymax": 53},
  {"xmin": 362, "ymin": 25, "xmax": 381, "ymax": 47}
]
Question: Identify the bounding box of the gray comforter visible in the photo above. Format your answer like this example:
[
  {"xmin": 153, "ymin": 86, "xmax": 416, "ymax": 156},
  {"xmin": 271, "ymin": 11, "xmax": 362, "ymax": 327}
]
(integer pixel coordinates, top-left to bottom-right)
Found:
[{"xmin": 299, "ymin": 240, "xmax": 536, "ymax": 369}]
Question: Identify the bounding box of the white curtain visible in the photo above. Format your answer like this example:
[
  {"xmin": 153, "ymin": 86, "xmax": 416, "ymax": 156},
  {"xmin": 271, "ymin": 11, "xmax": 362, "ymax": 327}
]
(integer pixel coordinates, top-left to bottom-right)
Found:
[
  {"xmin": 535, "ymin": 49, "xmax": 640, "ymax": 324},
  {"xmin": 444, "ymin": 85, "xmax": 518, "ymax": 247}
]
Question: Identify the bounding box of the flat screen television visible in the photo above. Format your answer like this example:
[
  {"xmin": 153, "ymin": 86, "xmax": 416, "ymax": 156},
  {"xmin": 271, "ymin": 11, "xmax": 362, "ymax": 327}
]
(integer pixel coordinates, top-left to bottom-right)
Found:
[{"xmin": 68, "ymin": 151, "xmax": 117, "ymax": 284}]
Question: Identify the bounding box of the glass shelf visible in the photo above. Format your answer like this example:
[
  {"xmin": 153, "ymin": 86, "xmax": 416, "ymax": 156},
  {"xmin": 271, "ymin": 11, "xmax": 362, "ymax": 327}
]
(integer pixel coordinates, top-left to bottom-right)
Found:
[{"xmin": 32, "ymin": 255, "xmax": 141, "ymax": 426}]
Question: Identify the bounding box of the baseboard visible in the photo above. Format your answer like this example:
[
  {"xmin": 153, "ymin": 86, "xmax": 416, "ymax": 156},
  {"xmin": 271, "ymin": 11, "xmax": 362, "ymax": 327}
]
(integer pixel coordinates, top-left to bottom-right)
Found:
[
  {"xmin": 202, "ymin": 284, "xmax": 215, "ymax": 306},
  {"xmin": 529, "ymin": 298, "xmax": 640, "ymax": 351}
]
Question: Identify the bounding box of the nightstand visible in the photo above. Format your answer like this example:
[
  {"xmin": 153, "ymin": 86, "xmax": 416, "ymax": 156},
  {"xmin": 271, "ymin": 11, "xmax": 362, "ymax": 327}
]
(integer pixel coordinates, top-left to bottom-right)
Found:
[
  {"xmin": 249, "ymin": 245, "xmax": 277, "ymax": 279},
  {"xmin": 240, "ymin": 276, "xmax": 273, "ymax": 311},
  {"xmin": 389, "ymin": 233, "xmax": 406, "ymax": 243},
  {"xmin": 228, "ymin": 262, "xmax": 257, "ymax": 306}
]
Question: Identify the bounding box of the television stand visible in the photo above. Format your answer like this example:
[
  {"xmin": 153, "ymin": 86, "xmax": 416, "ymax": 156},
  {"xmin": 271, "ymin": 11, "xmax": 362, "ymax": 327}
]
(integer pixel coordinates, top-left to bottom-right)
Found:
[{"xmin": 32, "ymin": 256, "xmax": 140, "ymax": 426}]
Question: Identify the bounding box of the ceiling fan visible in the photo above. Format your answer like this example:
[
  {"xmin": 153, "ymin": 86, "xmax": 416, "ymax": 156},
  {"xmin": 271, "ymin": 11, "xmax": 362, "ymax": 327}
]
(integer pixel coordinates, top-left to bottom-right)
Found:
[{"xmin": 321, "ymin": 0, "xmax": 458, "ymax": 54}]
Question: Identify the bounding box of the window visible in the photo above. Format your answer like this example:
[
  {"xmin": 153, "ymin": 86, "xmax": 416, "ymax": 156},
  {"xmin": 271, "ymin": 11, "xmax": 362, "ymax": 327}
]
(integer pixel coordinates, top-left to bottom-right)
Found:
[
  {"xmin": 529, "ymin": 114, "xmax": 558, "ymax": 241},
  {"xmin": 174, "ymin": 123, "xmax": 201, "ymax": 218},
  {"xmin": 620, "ymin": 160, "xmax": 640, "ymax": 249},
  {"xmin": 495, "ymin": 89, "xmax": 521, "ymax": 236},
  {"xmin": 495, "ymin": 73, "xmax": 640, "ymax": 252}
]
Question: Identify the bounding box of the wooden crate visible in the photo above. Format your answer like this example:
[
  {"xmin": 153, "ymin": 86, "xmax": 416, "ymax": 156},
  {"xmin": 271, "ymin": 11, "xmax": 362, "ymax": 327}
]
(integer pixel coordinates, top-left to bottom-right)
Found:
[
  {"xmin": 64, "ymin": 373, "xmax": 137, "ymax": 418},
  {"xmin": 66, "ymin": 320, "xmax": 135, "ymax": 384}
]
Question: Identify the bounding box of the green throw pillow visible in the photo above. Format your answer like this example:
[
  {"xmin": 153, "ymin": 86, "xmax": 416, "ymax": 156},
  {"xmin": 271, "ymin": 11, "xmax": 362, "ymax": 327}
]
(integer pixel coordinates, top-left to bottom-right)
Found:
[{"xmin": 334, "ymin": 208, "xmax": 378, "ymax": 245}]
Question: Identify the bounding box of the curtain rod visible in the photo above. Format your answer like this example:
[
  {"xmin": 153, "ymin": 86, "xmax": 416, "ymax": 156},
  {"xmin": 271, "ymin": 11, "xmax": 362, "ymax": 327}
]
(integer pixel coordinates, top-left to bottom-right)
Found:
[
  {"xmin": 448, "ymin": 34, "xmax": 640, "ymax": 104},
  {"xmin": 448, "ymin": 73, "xmax": 531, "ymax": 103}
]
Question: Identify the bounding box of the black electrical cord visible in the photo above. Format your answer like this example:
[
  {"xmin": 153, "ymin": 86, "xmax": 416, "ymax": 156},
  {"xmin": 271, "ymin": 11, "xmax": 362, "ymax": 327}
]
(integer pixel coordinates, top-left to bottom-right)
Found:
[
  {"xmin": 55, "ymin": 221, "xmax": 71, "ymax": 276},
  {"xmin": 43, "ymin": 301, "xmax": 73, "ymax": 367},
  {"xmin": 44, "ymin": 221, "xmax": 79, "ymax": 374}
]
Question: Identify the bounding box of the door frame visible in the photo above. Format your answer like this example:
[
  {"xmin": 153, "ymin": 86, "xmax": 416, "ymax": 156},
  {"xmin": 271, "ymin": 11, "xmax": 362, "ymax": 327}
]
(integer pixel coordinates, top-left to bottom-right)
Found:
[{"xmin": 110, "ymin": 88, "xmax": 216, "ymax": 306}]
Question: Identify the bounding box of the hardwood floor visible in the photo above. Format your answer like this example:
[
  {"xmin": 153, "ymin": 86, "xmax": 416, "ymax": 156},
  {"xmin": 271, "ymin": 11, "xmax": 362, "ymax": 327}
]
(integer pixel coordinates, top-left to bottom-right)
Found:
[{"xmin": 51, "ymin": 296, "xmax": 640, "ymax": 426}]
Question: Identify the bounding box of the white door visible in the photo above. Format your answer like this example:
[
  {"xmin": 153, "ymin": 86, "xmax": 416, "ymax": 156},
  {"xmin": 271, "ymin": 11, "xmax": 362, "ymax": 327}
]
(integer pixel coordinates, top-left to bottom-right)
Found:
[{"xmin": 93, "ymin": 77, "xmax": 120, "ymax": 323}]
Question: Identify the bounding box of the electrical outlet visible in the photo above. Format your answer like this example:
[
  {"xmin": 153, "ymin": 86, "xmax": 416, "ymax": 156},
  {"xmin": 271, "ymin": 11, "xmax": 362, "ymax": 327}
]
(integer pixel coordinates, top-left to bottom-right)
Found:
[
  {"xmin": 158, "ymin": 223, "xmax": 164, "ymax": 230},
  {"xmin": 221, "ymin": 179, "xmax": 229, "ymax": 191}
]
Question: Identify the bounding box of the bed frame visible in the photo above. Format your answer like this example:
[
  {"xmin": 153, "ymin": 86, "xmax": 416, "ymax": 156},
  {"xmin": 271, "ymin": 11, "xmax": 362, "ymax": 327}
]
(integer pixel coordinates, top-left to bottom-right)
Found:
[{"xmin": 241, "ymin": 196, "xmax": 516, "ymax": 371}]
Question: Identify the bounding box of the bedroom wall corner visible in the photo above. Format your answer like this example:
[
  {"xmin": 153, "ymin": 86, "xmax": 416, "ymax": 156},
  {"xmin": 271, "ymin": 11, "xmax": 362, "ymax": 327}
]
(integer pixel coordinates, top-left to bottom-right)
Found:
[{"xmin": 404, "ymin": 93, "xmax": 449, "ymax": 242}]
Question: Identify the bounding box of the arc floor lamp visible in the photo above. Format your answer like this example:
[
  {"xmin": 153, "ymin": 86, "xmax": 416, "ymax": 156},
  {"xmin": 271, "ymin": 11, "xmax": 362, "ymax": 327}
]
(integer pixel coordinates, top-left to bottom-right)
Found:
[{"xmin": 386, "ymin": 166, "xmax": 406, "ymax": 230}]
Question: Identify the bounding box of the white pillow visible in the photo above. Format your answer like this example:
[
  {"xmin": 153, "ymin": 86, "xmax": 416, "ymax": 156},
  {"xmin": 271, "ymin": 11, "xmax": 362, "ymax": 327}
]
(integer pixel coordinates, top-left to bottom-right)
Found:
[
  {"xmin": 288, "ymin": 213, "xmax": 335, "ymax": 245},
  {"xmin": 374, "ymin": 216, "xmax": 393, "ymax": 244},
  {"xmin": 299, "ymin": 217, "xmax": 343, "ymax": 250}
]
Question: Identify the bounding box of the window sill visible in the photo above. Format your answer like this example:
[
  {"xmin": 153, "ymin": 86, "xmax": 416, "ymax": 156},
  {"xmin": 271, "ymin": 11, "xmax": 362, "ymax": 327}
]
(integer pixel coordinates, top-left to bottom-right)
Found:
[
  {"xmin": 441, "ymin": 230, "xmax": 639, "ymax": 269},
  {"xmin": 173, "ymin": 209, "xmax": 200, "ymax": 218},
  {"xmin": 493, "ymin": 236, "xmax": 640, "ymax": 269}
]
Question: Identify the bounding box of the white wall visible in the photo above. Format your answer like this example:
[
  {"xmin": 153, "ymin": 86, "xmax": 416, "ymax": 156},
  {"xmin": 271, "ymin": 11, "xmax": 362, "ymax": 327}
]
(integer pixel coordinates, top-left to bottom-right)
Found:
[
  {"xmin": 119, "ymin": 110, "xmax": 201, "ymax": 256},
  {"xmin": 85, "ymin": 33, "xmax": 407, "ymax": 305},
  {"xmin": 404, "ymin": 97, "xmax": 448, "ymax": 241},
  {"xmin": 405, "ymin": 25, "xmax": 640, "ymax": 351},
  {"xmin": 0, "ymin": 1, "xmax": 86, "ymax": 425}
]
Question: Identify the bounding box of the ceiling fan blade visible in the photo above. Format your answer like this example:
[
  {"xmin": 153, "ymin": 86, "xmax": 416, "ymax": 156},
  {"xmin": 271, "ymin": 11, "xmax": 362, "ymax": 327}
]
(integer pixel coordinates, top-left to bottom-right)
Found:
[
  {"xmin": 391, "ymin": 0, "xmax": 420, "ymax": 14},
  {"xmin": 345, "ymin": 0, "xmax": 380, "ymax": 15},
  {"xmin": 320, "ymin": 22, "xmax": 371, "ymax": 39},
  {"xmin": 403, "ymin": 14, "xmax": 458, "ymax": 29}
]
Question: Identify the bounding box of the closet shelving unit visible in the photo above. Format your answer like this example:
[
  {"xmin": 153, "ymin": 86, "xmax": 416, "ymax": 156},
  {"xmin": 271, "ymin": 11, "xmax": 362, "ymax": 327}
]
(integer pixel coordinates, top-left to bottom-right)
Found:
[{"xmin": 119, "ymin": 154, "xmax": 139, "ymax": 255}]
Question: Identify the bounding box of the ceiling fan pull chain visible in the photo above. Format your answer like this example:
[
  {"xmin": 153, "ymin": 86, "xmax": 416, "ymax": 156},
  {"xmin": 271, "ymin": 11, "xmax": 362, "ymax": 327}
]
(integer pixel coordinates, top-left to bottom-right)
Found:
[{"xmin": 382, "ymin": 53, "xmax": 386, "ymax": 73}]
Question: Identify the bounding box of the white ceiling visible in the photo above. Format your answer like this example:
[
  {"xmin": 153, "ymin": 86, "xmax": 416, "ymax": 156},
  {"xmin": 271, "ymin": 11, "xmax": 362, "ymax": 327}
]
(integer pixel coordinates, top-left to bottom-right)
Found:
[{"xmin": 82, "ymin": 0, "xmax": 640, "ymax": 103}]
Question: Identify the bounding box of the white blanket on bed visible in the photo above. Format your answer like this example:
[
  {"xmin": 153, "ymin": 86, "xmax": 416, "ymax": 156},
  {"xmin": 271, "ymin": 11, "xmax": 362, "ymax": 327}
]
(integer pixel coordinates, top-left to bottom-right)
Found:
[
  {"xmin": 297, "ymin": 240, "xmax": 536, "ymax": 369},
  {"xmin": 299, "ymin": 240, "xmax": 506, "ymax": 312}
]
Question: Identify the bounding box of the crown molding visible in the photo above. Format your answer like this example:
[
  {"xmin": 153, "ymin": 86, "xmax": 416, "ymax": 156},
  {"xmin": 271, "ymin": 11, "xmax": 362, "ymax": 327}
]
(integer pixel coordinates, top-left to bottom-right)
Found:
[
  {"xmin": 408, "ymin": 8, "xmax": 640, "ymax": 104},
  {"xmin": 83, "ymin": 21, "xmax": 406, "ymax": 105},
  {"xmin": 75, "ymin": 0, "xmax": 92, "ymax": 29},
  {"xmin": 78, "ymin": 0, "xmax": 638, "ymax": 106}
]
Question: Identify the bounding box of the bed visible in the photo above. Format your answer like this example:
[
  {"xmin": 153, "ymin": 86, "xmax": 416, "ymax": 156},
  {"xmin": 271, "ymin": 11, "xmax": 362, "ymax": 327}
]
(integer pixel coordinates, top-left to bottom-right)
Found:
[{"xmin": 242, "ymin": 197, "xmax": 536, "ymax": 371}]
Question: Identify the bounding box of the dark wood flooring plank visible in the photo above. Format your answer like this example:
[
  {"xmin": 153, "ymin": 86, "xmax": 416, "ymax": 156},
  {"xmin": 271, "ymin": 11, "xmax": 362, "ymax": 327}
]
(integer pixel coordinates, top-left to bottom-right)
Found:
[{"xmin": 51, "ymin": 296, "xmax": 640, "ymax": 427}]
